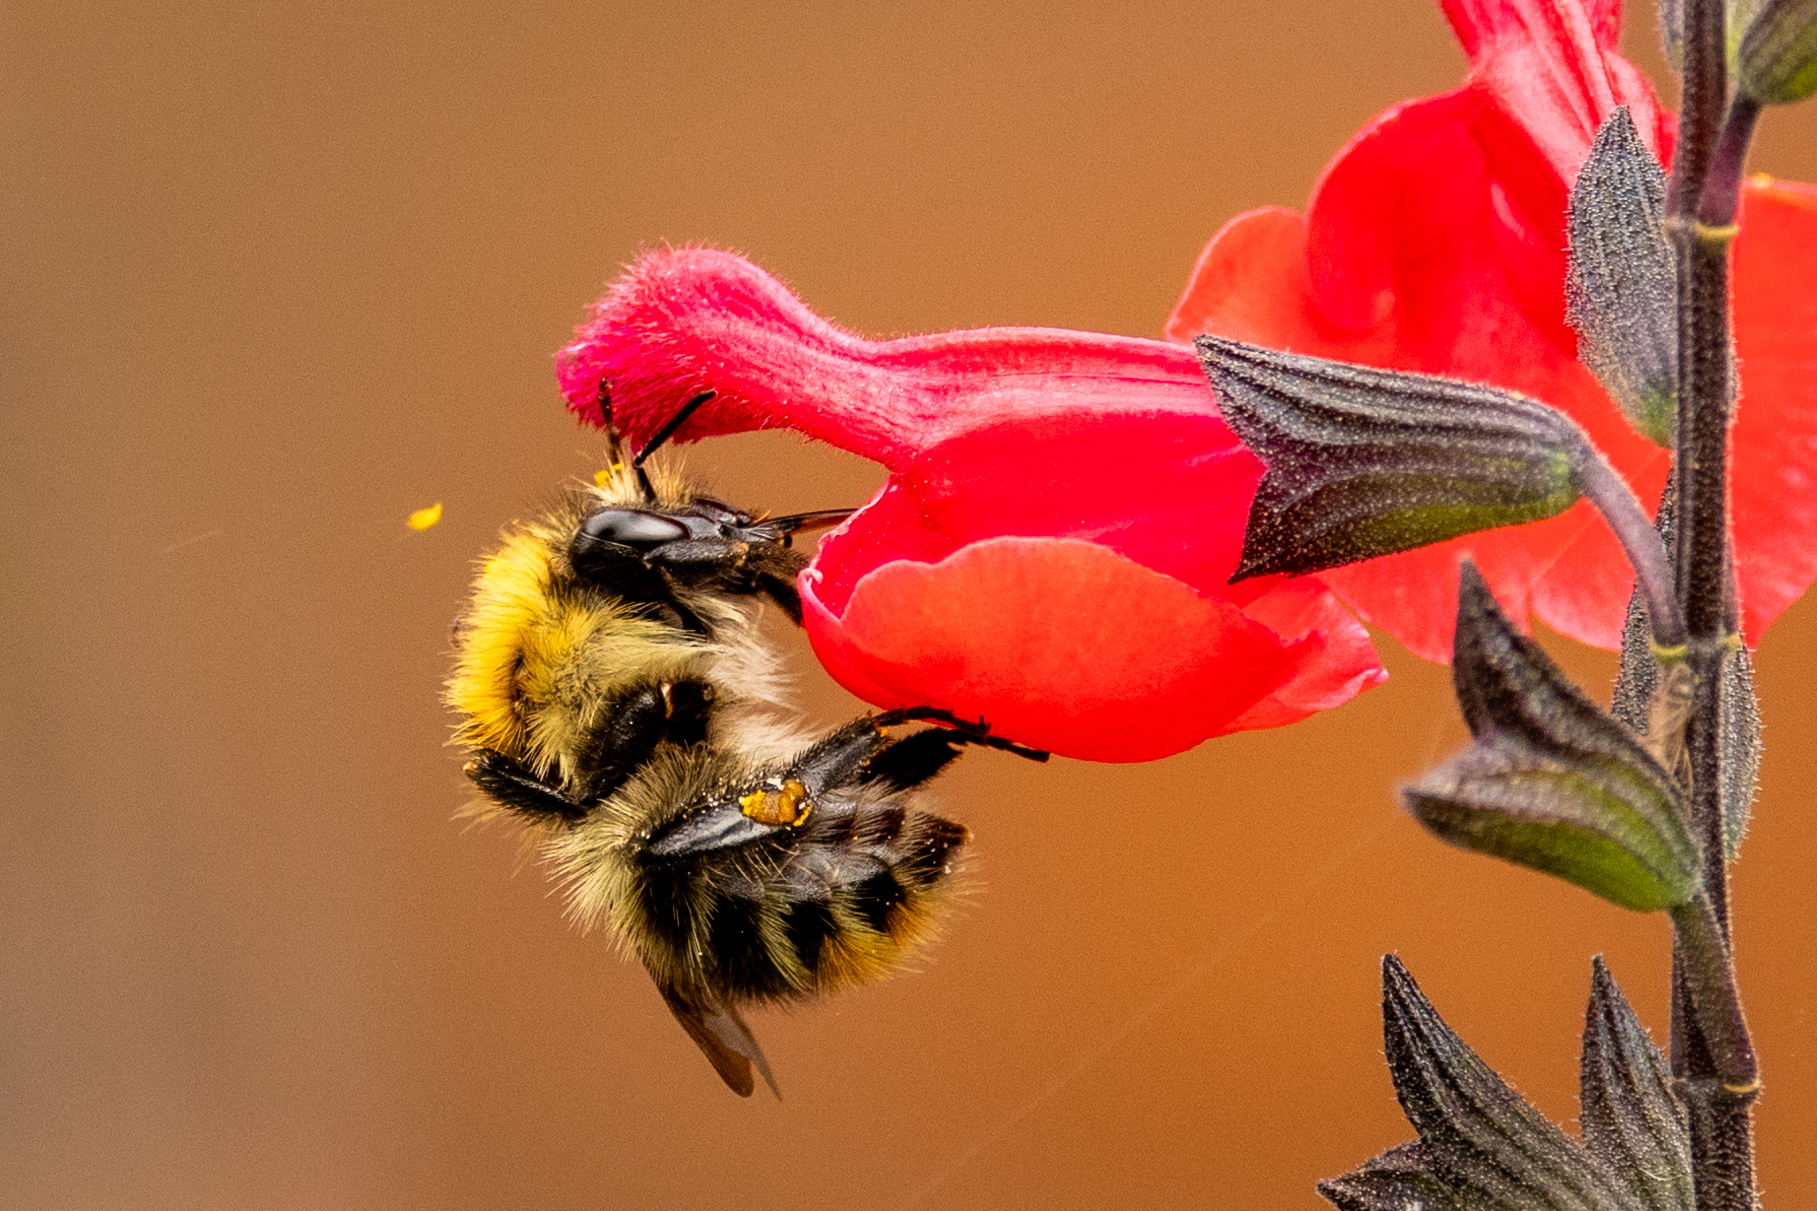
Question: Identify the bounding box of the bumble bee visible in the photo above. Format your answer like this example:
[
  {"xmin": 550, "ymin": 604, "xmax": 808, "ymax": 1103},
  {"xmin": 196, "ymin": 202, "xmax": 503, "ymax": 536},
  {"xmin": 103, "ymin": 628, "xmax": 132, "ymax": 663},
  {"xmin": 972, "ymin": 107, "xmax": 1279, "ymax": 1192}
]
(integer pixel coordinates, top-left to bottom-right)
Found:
[{"xmin": 447, "ymin": 389, "xmax": 1045, "ymax": 1096}]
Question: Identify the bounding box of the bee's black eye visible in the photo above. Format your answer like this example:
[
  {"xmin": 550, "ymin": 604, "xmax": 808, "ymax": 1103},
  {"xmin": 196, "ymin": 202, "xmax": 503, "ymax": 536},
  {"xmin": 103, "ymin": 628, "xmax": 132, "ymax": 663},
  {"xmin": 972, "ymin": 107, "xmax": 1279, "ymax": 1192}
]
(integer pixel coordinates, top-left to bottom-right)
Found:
[{"xmin": 575, "ymin": 509, "xmax": 691, "ymax": 551}]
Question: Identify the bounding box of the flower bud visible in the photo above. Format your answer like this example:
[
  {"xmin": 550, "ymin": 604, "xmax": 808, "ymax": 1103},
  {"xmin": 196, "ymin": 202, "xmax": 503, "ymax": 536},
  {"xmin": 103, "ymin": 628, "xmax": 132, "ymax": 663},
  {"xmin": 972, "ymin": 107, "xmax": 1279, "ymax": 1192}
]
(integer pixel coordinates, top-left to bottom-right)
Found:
[
  {"xmin": 1580, "ymin": 958, "xmax": 1693, "ymax": 1211},
  {"xmin": 1566, "ymin": 108, "xmax": 1677, "ymax": 447},
  {"xmin": 1740, "ymin": 0, "xmax": 1817, "ymax": 103}
]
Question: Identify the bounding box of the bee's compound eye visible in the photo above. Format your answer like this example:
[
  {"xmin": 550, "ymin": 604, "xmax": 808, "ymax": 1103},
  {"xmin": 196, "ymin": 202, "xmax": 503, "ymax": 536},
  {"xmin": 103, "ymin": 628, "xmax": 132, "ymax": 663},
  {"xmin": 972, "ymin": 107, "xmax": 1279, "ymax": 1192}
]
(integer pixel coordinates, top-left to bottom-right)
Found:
[{"xmin": 574, "ymin": 508, "xmax": 691, "ymax": 551}]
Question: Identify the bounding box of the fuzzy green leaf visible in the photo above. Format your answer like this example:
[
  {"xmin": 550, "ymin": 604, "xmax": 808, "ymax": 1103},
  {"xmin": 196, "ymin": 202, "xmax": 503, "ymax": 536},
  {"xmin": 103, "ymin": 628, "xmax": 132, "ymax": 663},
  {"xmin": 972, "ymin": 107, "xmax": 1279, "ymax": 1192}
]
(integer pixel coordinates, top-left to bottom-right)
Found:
[
  {"xmin": 1371, "ymin": 957, "xmax": 1645, "ymax": 1211},
  {"xmin": 1740, "ymin": 0, "xmax": 1817, "ymax": 103},
  {"xmin": 1195, "ymin": 336, "xmax": 1585, "ymax": 581},
  {"xmin": 1580, "ymin": 958, "xmax": 1693, "ymax": 1211},
  {"xmin": 1407, "ymin": 565, "xmax": 1700, "ymax": 911},
  {"xmin": 1566, "ymin": 108, "xmax": 1677, "ymax": 447}
]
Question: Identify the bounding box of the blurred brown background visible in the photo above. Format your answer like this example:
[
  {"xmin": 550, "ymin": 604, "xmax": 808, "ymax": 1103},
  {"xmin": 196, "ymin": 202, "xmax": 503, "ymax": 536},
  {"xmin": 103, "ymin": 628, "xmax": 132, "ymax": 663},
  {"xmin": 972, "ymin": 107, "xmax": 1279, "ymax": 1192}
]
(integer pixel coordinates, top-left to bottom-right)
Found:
[{"xmin": 4, "ymin": 1, "xmax": 1813, "ymax": 1208}]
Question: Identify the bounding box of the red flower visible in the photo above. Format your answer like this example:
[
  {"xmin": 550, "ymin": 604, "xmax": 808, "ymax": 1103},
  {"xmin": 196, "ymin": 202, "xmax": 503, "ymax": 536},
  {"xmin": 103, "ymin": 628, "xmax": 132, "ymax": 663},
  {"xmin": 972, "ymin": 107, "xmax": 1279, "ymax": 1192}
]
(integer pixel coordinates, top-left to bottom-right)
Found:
[
  {"xmin": 1168, "ymin": 0, "xmax": 1817, "ymax": 660},
  {"xmin": 557, "ymin": 248, "xmax": 1386, "ymax": 761}
]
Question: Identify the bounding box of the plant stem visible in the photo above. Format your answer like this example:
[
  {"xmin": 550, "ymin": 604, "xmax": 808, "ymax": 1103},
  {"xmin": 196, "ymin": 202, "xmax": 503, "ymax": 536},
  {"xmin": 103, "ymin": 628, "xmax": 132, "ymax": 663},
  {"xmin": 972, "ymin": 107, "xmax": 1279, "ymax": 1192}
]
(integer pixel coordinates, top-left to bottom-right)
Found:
[
  {"xmin": 1668, "ymin": 0, "xmax": 1731, "ymax": 633},
  {"xmin": 1674, "ymin": 229, "xmax": 1735, "ymax": 641},
  {"xmin": 1667, "ymin": 2, "xmax": 1760, "ymax": 1209},
  {"xmin": 1668, "ymin": 896, "xmax": 1758, "ymax": 1089},
  {"xmin": 1667, "ymin": 0, "xmax": 1721, "ymax": 236},
  {"xmin": 1701, "ymin": 96, "xmax": 1763, "ymax": 230},
  {"xmin": 1577, "ymin": 446, "xmax": 1687, "ymax": 648},
  {"xmin": 1670, "ymin": 892, "xmax": 1762, "ymax": 1211},
  {"xmin": 1666, "ymin": 0, "xmax": 1726, "ymax": 219}
]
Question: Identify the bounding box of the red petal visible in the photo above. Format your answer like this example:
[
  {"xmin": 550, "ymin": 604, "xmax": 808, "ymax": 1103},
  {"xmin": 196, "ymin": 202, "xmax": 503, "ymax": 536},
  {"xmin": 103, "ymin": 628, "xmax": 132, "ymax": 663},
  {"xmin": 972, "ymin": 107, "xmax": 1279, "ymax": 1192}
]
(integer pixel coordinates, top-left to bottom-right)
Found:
[
  {"xmin": 1731, "ymin": 177, "xmax": 1817, "ymax": 642},
  {"xmin": 806, "ymin": 410, "xmax": 1265, "ymax": 613},
  {"xmin": 1174, "ymin": 0, "xmax": 1813, "ymax": 659},
  {"xmin": 1441, "ymin": 0, "xmax": 1667, "ymax": 180},
  {"xmin": 1225, "ymin": 578, "xmax": 1390, "ymax": 731},
  {"xmin": 795, "ymin": 414, "xmax": 1385, "ymax": 757},
  {"xmin": 1166, "ymin": 207, "xmax": 1395, "ymax": 366},
  {"xmin": 804, "ymin": 537, "xmax": 1323, "ymax": 763},
  {"xmin": 1442, "ymin": 0, "xmax": 1671, "ymax": 347},
  {"xmin": 1442, "ymin": 0, "xmax": 1628, "ymax": 57},
  {"xmin": 1303, "ymin": 90, "xmax": 1482, "ymax": 335}
]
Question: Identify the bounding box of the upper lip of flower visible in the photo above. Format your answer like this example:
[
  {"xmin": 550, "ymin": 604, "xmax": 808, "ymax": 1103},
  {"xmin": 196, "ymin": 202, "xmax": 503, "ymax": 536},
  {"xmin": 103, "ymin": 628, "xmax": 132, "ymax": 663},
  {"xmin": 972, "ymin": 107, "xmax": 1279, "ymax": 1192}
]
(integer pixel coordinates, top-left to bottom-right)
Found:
[{"xmin": 556, "ymin": 246, "xmax": 1220, "ymax": 471}]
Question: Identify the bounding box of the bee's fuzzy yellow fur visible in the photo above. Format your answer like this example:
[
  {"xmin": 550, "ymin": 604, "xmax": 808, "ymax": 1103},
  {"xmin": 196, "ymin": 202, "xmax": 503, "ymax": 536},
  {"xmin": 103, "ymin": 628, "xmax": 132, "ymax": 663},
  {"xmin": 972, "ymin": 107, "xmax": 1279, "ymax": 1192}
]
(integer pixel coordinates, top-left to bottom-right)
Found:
[{"xmin": 447, "ymin": 464, "xmax": 795, "ymax": 801}]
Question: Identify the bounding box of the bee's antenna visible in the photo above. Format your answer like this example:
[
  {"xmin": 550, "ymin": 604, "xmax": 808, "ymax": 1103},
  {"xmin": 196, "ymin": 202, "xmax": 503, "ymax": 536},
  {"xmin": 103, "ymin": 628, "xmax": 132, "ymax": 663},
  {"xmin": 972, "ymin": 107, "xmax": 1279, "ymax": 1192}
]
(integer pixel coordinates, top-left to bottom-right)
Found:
[
  {"xmin": 596, "ymin": 380, "xmax": 661, "ymax": 502},
  {"xmin": 633, "ymin": 390, "xmax": 717, "ymax": 486}
]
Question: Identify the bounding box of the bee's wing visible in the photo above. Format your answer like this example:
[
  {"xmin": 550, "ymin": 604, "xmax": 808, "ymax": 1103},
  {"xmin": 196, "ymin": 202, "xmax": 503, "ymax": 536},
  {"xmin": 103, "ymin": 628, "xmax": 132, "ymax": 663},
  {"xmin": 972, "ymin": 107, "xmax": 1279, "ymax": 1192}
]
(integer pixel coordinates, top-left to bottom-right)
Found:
[{"xmin": 656, "ymin": 978, "xmax": 781, "ymax": 1100}]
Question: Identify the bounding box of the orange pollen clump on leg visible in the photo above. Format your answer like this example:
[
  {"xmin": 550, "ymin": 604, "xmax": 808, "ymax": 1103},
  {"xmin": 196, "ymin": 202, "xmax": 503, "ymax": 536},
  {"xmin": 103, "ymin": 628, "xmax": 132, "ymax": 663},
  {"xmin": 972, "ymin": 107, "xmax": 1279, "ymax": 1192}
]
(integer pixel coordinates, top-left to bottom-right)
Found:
[{"xmin": 739, "ymin": 779, "xmax": 812, "ymax": 827}]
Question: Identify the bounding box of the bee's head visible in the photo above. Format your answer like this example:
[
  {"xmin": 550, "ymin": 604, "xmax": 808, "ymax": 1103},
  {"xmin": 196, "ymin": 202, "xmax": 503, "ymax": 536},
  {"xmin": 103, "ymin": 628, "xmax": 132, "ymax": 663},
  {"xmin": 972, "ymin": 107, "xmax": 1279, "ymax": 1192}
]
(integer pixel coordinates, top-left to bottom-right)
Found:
[{"xmin": 576, "ymin": 381, "xmax": 850, "ymax": 624}]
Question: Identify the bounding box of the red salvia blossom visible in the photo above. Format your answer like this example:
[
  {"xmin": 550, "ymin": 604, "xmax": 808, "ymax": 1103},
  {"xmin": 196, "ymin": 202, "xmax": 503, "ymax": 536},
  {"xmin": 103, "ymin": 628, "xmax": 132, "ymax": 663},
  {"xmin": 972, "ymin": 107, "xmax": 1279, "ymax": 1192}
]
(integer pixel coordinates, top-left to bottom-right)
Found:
[
  {"xmin": 1168, "ymin": 0, "xmax": 1817, "ymax": 660},
  {"xmin": 558, "ymin": 248, "xmax": 1386, "ymax": 761}
]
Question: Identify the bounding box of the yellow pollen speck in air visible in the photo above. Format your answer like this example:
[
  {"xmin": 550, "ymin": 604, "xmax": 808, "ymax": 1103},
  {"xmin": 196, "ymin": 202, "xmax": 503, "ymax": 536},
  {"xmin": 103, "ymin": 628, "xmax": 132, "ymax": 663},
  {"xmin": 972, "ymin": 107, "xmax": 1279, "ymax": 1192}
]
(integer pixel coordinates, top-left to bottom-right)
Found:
[
  {"xmin": 407, "ymin": 502, "xmax": 444, "ymax": 530},
  {"xmin": 594, "ymin": 463, "xmax": 625, "ymax": 486}
]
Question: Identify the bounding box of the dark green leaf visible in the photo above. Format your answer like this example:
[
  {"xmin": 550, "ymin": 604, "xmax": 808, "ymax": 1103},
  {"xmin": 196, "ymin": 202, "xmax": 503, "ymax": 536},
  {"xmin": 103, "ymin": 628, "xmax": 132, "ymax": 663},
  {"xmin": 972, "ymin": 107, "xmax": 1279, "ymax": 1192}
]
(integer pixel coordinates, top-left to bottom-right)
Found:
[
  {"xmin": 1580, "ymin": 958, "xmax": 1693, "ymax": 1211},
  {"xmin": 1740, "ymin": 0, "xmax": 1817, "ymax": 103},
  {"xmin": 1566, "ymin": 108, "xmax": 1676, "ymax": 447},
  {"xmin": 1195, "ymin": 336, "xmax": 1585, "ymax": 581},
  {"xmin": 1376, "ymin": 956, "xmax": 1645, "ymax": 1211},
  {"xmin": 1406, "ymin": 564, "xmax": 1700, "ymax": 911}
]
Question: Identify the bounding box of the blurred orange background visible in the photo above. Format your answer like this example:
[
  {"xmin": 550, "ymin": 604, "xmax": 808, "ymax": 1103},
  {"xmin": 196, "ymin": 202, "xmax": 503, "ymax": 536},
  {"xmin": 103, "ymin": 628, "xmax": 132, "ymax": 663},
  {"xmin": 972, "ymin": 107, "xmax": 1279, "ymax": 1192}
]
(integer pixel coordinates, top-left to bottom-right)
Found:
[{"xmin": 5, "ymin": 1, "xmax": 1814, "ymax": 1207}]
